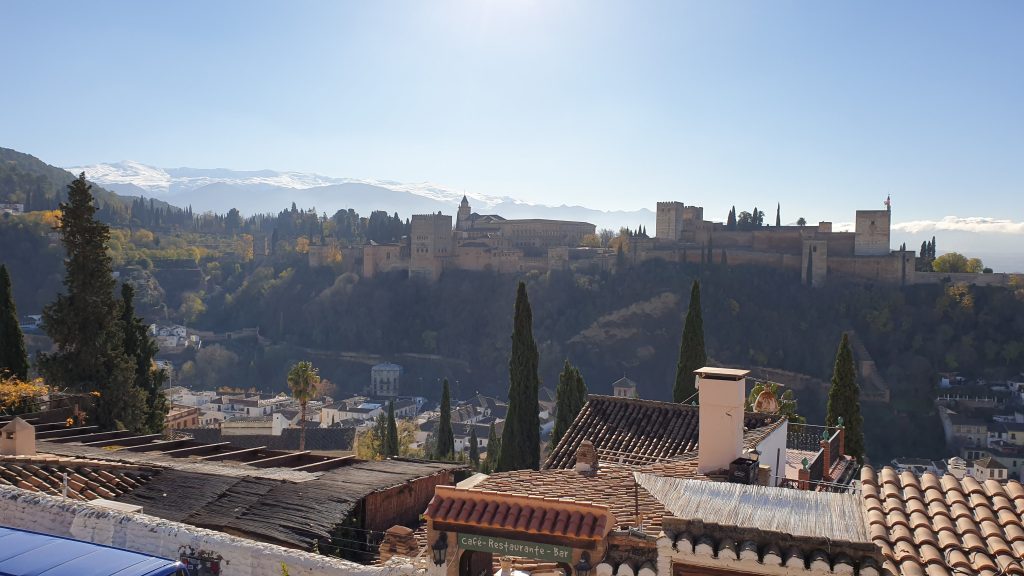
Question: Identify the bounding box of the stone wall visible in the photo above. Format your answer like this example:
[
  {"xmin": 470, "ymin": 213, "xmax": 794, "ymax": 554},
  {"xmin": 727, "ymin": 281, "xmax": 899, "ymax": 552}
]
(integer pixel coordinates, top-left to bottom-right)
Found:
[{"xmin": 0, "ymin": 485, "xmax": 412, "ymax": 576}]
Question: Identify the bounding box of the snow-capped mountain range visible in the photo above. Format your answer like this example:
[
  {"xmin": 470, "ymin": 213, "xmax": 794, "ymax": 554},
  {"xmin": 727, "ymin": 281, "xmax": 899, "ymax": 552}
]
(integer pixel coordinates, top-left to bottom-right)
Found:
[
  {"xmin": 66, "ymin": 161, "xmax": 654, "ymax": 232},
  {"xmin": 68, "ymin": 161, "xmax": 509, "ymax": 209}
]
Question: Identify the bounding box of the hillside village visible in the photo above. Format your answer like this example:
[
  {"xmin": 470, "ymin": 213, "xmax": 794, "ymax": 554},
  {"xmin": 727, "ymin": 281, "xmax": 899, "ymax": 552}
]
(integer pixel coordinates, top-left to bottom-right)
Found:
[{"xmin": 5, "ymin": 365, "xmax": 1024, "ymax": 576}]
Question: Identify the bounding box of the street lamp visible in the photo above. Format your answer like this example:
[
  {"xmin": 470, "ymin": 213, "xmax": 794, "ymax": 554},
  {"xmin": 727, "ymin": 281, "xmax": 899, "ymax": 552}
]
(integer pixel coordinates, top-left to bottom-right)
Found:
[
  {"xmin": 574, "ymin": 552, "xmax": 592, "ymax": 576},
  {"xmin": 431, "ymin": 532, "xmax": 448, "ymax": 566}
]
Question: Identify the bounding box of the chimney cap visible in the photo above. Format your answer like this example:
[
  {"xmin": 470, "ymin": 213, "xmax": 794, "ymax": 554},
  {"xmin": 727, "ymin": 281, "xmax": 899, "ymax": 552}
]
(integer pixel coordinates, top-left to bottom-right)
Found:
[{"xmin": 693, "ymin": 367, "xmax": 750, "ymax": 381}]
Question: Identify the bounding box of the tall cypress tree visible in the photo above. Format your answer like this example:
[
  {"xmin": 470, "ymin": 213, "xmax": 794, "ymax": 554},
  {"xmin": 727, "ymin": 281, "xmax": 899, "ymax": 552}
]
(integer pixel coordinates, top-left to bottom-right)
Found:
[
  {"xmin": 385, "ymin": 400, "xmax": 399, "ymax": 457},
  {"xmin": 39, "ymin": 174, "xmax": 145, "ymax": 431},
  {"xmin": 776, "ymin": 203, "xmax": 781, "ymax": 227},
  {"xmin": 0, "ymin": 265, "xmax": 29, "ymax": 380},
  {"xmin": 485, "ymin": 420, "xmax": 500, "ymax": 473},
  {"xmin": 468, "ymin": 427, "xmax": 479, "ymax": 466},
  {"xmin": 673, "ymin": 280, "xmax": 707, "ymax": 403},
  {"xmin": 551, "ymin": 360, "xmax": 588, "ymax": 448},
  {"xmin": 498, "ymin": 281, "xmax": 540, "ymax": 472},
  {"xmin": 826, "ymin": 333, "xmax": 865, "ymax": 460},
  {"xmin": 435, "ymin": 379, "xmax": 454, "ymax": 459},
  {"xmin": 727, "ymin": 207, "xmax": 736, "ymax": 229},
  {"xmin": 120, "ymin": 283, "xmax": 168, "ymax": 433}
]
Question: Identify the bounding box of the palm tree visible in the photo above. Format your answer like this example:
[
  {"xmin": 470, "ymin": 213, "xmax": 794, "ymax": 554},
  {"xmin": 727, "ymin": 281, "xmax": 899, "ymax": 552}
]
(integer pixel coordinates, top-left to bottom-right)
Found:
[{"xmin": 287, "ymin": 361, "xmax": 320, "ymax": 451}]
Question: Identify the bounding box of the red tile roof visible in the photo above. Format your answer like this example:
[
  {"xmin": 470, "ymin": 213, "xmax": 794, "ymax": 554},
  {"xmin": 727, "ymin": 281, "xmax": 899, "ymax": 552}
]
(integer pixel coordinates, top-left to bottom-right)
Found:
[
  {"xmin": 474, "ymin": 465, "xmax": 670, "ymax": 537},
  {"xmin": 424, "ymin": 485, "xmax": 615, "ymax": 541},
  {"xmin": 862, "ymin": 466, "xmax": 1024, "ymax": 576},
  {"xmin": 544, "ymin": 395, "xmax": 780, "ymax": 469}
]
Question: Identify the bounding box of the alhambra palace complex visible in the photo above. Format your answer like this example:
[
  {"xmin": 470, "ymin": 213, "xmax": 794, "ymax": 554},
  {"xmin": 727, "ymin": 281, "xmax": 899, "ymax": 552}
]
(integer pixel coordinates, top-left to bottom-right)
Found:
[{"xmin": 344, "ymin": 197, "xmax": 1010, "ymax": 287}]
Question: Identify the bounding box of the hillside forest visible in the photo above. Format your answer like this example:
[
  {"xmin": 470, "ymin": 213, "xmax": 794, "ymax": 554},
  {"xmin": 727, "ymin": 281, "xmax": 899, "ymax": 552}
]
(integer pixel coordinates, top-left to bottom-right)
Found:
[{"xmin": 3, "ymin": 147, "xmax": 1024, "ymax": 463}]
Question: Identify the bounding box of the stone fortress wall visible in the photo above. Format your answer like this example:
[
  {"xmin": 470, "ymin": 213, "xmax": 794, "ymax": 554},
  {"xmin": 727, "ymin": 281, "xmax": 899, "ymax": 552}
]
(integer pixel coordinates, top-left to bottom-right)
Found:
[{"xmin": 341, "ymin": 197, "xmax": 1012, "ymax": 287}]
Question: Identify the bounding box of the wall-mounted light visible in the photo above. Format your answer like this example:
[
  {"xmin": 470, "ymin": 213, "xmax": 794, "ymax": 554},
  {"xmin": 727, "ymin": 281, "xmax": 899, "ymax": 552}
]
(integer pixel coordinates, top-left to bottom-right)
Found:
[
  {"xmin": 431, "ymin": 532, "xmax": 448, "ymax": 566},
  {"xmin": 575, "ymin": 552, "xmax": 592, "ymax": 576}
]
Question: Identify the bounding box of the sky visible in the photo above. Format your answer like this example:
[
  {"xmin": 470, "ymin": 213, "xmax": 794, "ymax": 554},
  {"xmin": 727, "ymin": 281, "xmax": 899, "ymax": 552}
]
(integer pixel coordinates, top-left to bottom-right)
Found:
[{"xmin": 2, "ymin": 1, "xmax": 1022, "ymax": 228}]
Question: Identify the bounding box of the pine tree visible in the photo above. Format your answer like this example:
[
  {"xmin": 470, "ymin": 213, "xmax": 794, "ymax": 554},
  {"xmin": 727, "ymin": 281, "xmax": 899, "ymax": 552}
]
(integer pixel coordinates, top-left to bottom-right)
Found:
[
  {"xmin": 385, "ymin": 401, "xmax": 399, "ymax": 457},
  {"xmin": 498, "ymin": 281, "xmax": 541, "ymax": 472},
  {"xmin": 673, "ymin": 280, "xmax": 707, "ymax": 403},
  {"xmin": 0, "ymin": 265, "xmax": 29, "ymax": 380},
  {"xmin": 120, "ymin": 283, "xmax": 168, "ymax": 433},
  {"xmin": 435, "ymin": 378, "xmax": 454, "ymax": 459},
  {"xmin": 485, "ymin": 421, "xmax": 500, "ymax": 472},
  {"xmin": 468, "ymin": 427, "xmax": 479, "ymax": 466},
  {"xmin": 826, "ymin": 333, "xmax": 865, "ymax": 461},
  {"xmin": 551, "ymin": 360, "xmax": 587, "ymax": 448},
  {"xmin": 39, "ymin": 174, "xmax": 145, "ymax": 431},
  {"xmin": 776, "ymin": 203, "xmax": 781, "ymax": 227}
]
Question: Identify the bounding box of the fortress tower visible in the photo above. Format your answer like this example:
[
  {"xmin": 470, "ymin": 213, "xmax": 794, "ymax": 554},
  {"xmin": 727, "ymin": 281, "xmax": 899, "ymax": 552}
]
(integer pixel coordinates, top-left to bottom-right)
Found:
[
  {"xmin": 410, "ymin": 213, "xmax": 453, "ymax": 281},
  {"xmin": 854, "ymin": 209, "xmax": 891, "ymax": 256}
]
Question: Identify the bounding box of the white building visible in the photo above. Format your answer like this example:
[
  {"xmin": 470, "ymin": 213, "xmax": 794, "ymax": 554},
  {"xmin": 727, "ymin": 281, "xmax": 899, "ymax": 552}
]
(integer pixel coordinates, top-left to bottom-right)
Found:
[
  {"xmin": 221, "ymin": 413, "xmax": 288, "ymax": 436},
  {"xmin": 370, "ymin": 363, "xmax": 403, "ymax": 397}
]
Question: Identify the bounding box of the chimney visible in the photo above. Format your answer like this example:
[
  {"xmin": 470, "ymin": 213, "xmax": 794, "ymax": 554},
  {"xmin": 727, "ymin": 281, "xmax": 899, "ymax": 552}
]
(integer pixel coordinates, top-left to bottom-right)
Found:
[
  {"xmin": 575, "ymin": 439, "xmax": 599, "ymax": 476},
  {"xmin": 696, "ymin": 367, "xmax": 749, "ymax": 474},
  {"xmin": 0, "ymin": 417, "xmax": 36, "ymax": 457}
]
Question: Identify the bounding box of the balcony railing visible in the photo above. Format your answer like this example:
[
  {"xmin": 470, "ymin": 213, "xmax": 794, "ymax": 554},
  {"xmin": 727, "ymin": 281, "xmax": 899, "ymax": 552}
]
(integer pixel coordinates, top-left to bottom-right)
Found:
[{"xmin": 786, "ymin": 423, "xmax": 841, "ymax": 452}]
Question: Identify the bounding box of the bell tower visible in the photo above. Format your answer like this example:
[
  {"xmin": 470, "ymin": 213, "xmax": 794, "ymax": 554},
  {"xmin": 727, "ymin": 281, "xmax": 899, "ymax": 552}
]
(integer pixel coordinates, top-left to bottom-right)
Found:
[{"xmin": 457, "ymin": 195, "xmax": 471, "ymax": 231}]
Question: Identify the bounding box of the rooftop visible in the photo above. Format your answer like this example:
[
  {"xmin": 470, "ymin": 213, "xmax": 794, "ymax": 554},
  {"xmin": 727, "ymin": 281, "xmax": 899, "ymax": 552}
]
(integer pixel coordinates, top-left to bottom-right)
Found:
[
  {"xmin": 862, "ymin": 466, "xmax": 1024, "ymax": 576},
  {"xmin": 544, "ymin": 395, "xmax": 780, "ymax": 469}
]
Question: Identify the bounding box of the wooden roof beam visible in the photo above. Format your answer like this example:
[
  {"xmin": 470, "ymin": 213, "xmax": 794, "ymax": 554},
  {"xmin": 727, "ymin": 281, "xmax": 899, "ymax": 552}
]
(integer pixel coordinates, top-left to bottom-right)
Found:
[
  {"xmin": 247, "ymin": 451, "xmax": 311, "ymax": 468},
  {"xmin": 35, "ymin": 426, "xmax": 99, "ymax": 439},
  {"xmin": 84, "ymin": 433, "xmax": 164, "ymax": 448},
  {"xmin": 121, "ymin": 439, "xmax": 195, "ymax": 452},
  {"xmin": 198, "ymin": 446, "xmax": 267, "ymax": 461},
  {"xmin": 161, "ymin": 442, "xmax": 233, "ymax": 457},
  {"xmin": 46, "ymin": 429, "xmax": 134, "ymax": 444},
  {"xmin": 291, "ymin": 456, "xmax": 356, "ymax": 472}
]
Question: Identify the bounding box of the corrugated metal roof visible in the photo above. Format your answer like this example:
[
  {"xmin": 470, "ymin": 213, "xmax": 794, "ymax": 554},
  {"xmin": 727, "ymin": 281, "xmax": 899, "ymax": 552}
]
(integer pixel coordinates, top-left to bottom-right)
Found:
[{"xmin": 634, "ymin": 473, "xmax": 870, "ymax": 545}]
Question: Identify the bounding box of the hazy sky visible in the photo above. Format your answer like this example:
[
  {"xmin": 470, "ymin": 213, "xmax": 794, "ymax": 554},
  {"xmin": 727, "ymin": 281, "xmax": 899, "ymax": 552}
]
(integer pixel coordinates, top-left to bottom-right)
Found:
[{"xmin": 3, "ymin": 1, "xmax": 1022, "ymax": 223}]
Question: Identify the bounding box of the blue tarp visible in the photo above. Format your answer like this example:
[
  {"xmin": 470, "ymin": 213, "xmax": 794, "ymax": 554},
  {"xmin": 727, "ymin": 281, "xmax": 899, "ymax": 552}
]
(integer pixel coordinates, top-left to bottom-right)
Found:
[{"xmin": 0, "ymin": 526, "xmax": 184, "ymax": 576}]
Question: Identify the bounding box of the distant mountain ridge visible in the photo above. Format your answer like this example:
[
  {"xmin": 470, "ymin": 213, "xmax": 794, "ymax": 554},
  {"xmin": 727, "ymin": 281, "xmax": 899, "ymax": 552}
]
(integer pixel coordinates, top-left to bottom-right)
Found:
[{"xmin": 67, "ymin": 161, "xmax": 655, "ymax": 231}]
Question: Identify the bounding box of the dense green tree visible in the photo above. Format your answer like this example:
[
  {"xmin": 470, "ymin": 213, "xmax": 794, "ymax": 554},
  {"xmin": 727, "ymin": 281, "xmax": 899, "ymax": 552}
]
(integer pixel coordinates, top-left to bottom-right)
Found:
[
  {"xmin": 287, "ymin": 361, "xmax": 320, "ymax": 451},
  {"xmin": 797, "ymin": 217, "xmax": 807, "ymax": 227},
  {"xmin": 120, "ymin": 283, "xmax": 168, "ymax": 433},
  {"xmin": 933, "ymin": 252, "xmax": 983, "ymax": 273},
  {"xmin": 498, "ymin": 281, "xmax": 541, "ymax": 472},
  {"xmin": 727, "ymin": 207, "xmax": 736, "ymax": 229},
  {"xmin": 485, "ymin": 420, "xmax": 500, "ymax": 472},
  {"xmin": 826, "ymin": 333, "xmax": 864, "ymax": 460},
  {"xmin": 39, "ymin": 174, "xmax": 145, "ymax": 430},
  {"xmin": 385, "ymin": 401, "xmax": 399, "ymax": 457},
  {"xmin": 550, "ymin": 360, "xmax": 587, "ymax": 448},
  {"xmin": 435, "ymin": 378, "xmax": 454, "ymax": 459},
  {"xmin": 674, "ymin": 280, "xmax": 707, "ymax": 403},
  {"xmin": 0, "ymin": 265, "xmax": 29, "ymax": 380},
  {"xmin": 468, "ymin": 426, "xmax": 479, "ymax": 466}
]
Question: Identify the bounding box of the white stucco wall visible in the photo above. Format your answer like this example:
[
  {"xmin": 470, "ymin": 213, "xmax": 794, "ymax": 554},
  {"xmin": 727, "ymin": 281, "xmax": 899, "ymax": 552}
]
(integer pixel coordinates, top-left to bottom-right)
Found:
[
  {"xmin": 0, "ymin": 485, "xmax": 415, "ymax": 576},
  {"xmin": 755, "ymin": 419, "xmax": 788, "ymax": 487}
]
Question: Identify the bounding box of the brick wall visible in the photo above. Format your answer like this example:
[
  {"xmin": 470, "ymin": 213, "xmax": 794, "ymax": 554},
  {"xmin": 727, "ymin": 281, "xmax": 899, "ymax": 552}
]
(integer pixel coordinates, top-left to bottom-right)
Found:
[{"xmin": 0, "ymin": 485, "xmax": 414, "ymax": 576}]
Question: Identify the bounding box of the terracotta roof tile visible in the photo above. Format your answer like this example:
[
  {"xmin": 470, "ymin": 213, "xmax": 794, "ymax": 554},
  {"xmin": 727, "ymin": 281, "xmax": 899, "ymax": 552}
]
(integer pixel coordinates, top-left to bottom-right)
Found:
[
  {"xmin": 924, "ymin": 564, "xmax": 952, "ymax": 576},
  {"xmin": 863, "ymin": 466, "xmax": 1024, "ymax": 576},
  {"xmin": 424, "ymin": 485, "xmax": 614, "ymax": 541},
  {"xmin": 474, "ymin": 465, "xmax": 667, "ymax": 537},
  {"xmin": 543, "ymin": 395, "xmax": 780, "ymax": 469}
]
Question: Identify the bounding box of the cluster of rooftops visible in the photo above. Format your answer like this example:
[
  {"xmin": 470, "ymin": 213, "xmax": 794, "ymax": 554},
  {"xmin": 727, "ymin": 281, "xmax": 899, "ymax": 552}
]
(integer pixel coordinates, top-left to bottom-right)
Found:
[{"xmin": 1, "ymin": 367, "xmax": 1024, "ymax": 576}]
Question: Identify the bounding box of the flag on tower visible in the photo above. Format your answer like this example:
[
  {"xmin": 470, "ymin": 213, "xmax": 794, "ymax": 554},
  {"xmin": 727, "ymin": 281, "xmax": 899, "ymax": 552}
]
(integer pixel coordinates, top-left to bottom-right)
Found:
[{"xmin": 884, "ymin": 195, "xmax": 892, "ymax": 210}]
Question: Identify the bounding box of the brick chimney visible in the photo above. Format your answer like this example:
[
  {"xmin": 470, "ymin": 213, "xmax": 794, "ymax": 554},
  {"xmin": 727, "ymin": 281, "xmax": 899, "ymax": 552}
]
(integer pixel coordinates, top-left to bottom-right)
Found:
[
  {"xmin": 820, "ymin": 434, "xmax": 832, "ymax": 482},
  {"xmin": 696, "ymin": 367, "xmax": 750, "ymax": 474},
  {"xmin": 378, "ymin": 525, "xmax": 418, "ymax": 562},
  {"xmin": 575, "ymin": 439, "xmax": 599, "ymax": 476}
]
